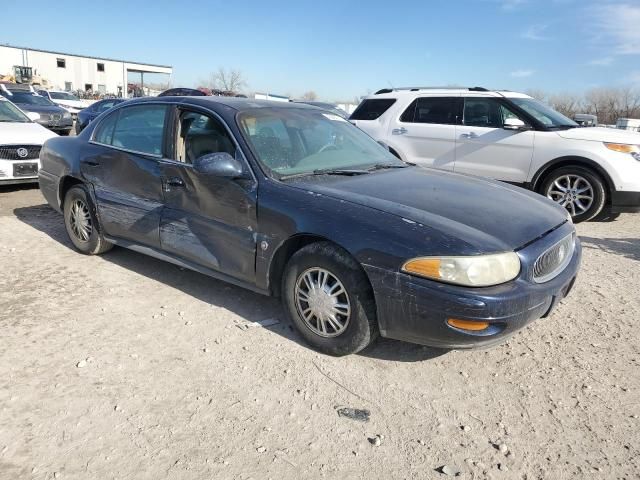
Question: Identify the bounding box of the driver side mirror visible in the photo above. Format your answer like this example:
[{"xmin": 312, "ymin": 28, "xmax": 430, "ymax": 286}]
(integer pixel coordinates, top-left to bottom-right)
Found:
[
  {"xmin": 503, "ymin": 118, "xmax": 530, "ymax": 131},
  {"xmin": 193, "ymin": 152, "xmax": 247, "ymax": 179},
  {"xmin": 26, "ymin": 112, "xmax": 40, "ymax": 122}
]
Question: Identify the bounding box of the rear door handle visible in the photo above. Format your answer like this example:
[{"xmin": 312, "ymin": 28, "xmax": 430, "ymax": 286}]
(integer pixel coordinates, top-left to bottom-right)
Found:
[
  {"xmin": 460, "ymin": 132, "xmax": 478, "ymax": 139},
  {"xmin": 392, "ymin": 127, "xmax": 408, "ymax": 135}
]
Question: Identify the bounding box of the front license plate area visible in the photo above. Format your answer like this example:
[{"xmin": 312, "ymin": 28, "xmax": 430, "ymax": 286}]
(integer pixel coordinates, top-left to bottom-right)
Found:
[{"xmin": 13, "ymin": 163, "xmax": 38, "ymax": 177}]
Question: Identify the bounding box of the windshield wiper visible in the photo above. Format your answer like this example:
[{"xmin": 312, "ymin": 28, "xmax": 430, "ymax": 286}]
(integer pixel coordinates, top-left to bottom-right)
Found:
[
  {"xmin": 280, "ymin": 168, "xmax": 370, "ymax": 180},
  {"xmin": 366, "ymin": 163, "xmax": 411, "ymax": 171}
]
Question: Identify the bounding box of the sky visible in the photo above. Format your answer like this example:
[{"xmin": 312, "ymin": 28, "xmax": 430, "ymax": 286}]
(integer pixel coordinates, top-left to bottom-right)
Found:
[{"xmin": 3, "ymin": 0, "xmax": 640, "ymax": 101}]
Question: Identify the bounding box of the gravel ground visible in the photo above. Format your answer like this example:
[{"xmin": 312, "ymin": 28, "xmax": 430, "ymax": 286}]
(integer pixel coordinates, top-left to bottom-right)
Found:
[{"xmin": 0, "ymin": 185, "xmax": 638, "ymax": 480}]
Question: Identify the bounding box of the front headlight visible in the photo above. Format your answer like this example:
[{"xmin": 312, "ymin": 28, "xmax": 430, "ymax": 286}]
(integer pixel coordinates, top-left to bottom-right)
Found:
[
  {"xmin": 604, "ymin": 142, "xmax": 640, "ymax": 155},
  {"xmin": 402, "ymin": 252, "xmax": 521, "ymax": 287}
]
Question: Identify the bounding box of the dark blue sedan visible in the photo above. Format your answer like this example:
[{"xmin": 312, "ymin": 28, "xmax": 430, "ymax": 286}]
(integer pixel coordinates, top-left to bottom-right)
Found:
[
  {"xmin": 75, "ymin": 98, "xmax": 127, "ymax": 134},
  {"xmin": 38, "ymin": 97, "xmax": 581, "ymax": 355}
]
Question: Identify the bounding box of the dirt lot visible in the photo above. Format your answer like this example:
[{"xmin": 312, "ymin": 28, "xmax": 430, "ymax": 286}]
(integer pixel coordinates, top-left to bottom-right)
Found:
[{"xmin": 0, "ymin": 185, "xmax": 638, "ymax": 480}]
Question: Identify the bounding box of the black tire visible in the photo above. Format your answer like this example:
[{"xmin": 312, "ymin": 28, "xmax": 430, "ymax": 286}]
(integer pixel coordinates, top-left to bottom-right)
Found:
[
  {"xmin": 539, "ymin": 166, "xmax": 606, "ymax": 223},
  {"xmin": 281, "ymin": 242, "xmax": 378, "ymax": 356},
  {"xmin": 63, "ymin": 185, "xmax": 113, "ymax": 255}
]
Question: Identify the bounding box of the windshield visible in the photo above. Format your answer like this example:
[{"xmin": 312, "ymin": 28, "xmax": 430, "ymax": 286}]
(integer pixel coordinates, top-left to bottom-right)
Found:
[
  {"xmin": 238, "ymin": 107, "xmax": 403, "ymax": 177},
  {"xmin": 0, "ymin": 100, "xmax": 30, "ymax": 123},
  {"xmin": 6, "ymin": 92, "xmax": 55, "ymax": 106},
  {"xmin": 510, "ymin": 98, "xmax": 578, "ymax": 128},
  {"xmin": 50, "ymin": 92, "xmax": 80, "ymax": 101}
]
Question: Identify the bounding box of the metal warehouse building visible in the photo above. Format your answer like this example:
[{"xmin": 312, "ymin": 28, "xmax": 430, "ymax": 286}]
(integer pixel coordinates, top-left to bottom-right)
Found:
[{"xmin": 0, "ymin": 44, "xmax": 172, "ymax": 97}]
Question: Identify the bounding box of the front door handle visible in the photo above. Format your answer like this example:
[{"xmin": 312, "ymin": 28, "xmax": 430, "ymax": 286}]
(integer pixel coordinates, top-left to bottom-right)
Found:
[
  {"xmin": 163, "ymin": 177, "xmax": 185, "ymax": 192},
  {"xmin": 460, "ymin": 132, "xmax": 478, "ymax": 139},
  {"xmin": 392, "ymin": 127, "xmax": 408, "ymax": 135},
  {"xmin": 81, "ymin": 160, "xmax": 100, "ymax": 167}
]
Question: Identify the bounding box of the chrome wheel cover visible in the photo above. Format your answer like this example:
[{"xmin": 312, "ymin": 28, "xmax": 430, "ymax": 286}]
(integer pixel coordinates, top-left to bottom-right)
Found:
[
  {"xmin": 294, "ymin": 267, "xmax": 351, "ymax": 338},
  {"xmin": 69, "ymin": 199, "xmax": 92, "ymax": 242},
  {"xmin": 546, "ymin": 174, "xmax": 594, "ymax": 216}
]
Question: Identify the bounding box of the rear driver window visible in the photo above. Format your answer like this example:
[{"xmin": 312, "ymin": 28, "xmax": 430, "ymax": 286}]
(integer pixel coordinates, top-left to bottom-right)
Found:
[
  {"xmin": 400, "ymin": 97, "xmax": 461, "ymax": 125},
  {"xmin": 350, "ymin": 99, "xmax": 396, "ymax": 120},
  {"xmin": 94, "ymin": 105, "xmax": 167, "ymax": 156}
]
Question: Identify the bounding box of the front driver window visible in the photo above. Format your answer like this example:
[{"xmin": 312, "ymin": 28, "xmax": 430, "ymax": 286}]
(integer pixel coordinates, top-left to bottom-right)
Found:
[
  {"xmin": 463, "ymin": 98, "xmax": 503, "ymax": 128},
  {"xmin": 175, "ymin": 111, "xmax": 235, "ymax": 164}
]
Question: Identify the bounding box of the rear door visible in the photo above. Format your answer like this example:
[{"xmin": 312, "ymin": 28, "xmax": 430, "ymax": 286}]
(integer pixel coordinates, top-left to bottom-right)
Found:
[
  {"xmin": 82, "ymin": 103, "xmax": 168, "ymax": 247},
  {"xmin": 454, "ymin": 96, "xmax": 534, "ymax": 182},
  {"xmin": 386, "ymin": 96, "xmax": 461, "ymax": 170},
  {"xmin": 158, "ymin": 107, "xmax": 258, "ymax": 283}
]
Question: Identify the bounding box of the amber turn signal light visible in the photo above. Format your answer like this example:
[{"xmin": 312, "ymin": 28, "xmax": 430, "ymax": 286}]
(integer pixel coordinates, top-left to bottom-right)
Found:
[{"xmin": 447, "ymin": 319, "xmax": 490, "ymax": 331}]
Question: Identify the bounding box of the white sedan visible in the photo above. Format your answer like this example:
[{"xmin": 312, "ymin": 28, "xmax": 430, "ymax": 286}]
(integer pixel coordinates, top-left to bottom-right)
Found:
[{"xmin": 0, "ymin": 96, "xmax": 57, "ymax": 185}]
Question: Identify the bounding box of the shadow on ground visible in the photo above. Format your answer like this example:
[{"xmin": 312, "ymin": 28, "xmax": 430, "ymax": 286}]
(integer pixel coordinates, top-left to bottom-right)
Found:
[
  {"xmin": 580, "ymin": 236, "xmax": 640, "ymax": 262},
  {"xmin": 13, "ymin": 203, "xmax": 447, "ymax": 363}
]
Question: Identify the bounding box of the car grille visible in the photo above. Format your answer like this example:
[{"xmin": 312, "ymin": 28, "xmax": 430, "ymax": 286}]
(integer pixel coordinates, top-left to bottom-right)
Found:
[
  {"xmin": 0, "ymin": 145, "xmax": 42, "ymax": 160},
  {"xmin": 533, "ymin": 234, "xmax": 575, "ymax": 283}
]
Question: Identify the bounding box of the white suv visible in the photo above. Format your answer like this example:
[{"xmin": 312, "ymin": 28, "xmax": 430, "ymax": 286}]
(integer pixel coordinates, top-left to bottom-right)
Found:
[{"xmin": 351, "ymin": 87, "xmax": 640, "ymax": 222}]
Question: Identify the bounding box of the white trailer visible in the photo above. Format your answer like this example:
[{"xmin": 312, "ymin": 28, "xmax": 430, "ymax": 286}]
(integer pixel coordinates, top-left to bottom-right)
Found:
[{"xmin": 616, "ymin": 118, "xmax": 640, "ymax": 132}]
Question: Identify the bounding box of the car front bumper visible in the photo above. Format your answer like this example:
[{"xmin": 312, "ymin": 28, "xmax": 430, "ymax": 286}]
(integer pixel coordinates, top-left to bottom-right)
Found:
[
  {"xmin": 0, "ymin": 159, "xmax": 41, "ymax": 185},
  {"xmin": 610, "ymin": 191, "xmax": 640, "ymax": 213},
  {"xmin": 364, "ymin": 223, "xmax": 581, "ymax": 349}
]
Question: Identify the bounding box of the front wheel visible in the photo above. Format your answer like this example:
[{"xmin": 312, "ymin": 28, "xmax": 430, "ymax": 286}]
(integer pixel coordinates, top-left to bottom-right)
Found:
[
  {"xmin": 281, "ymin": 242, "xmax": 378, "ymax": 356},
  {"xmin": 540, "ymin": 166, "xmax": 606, "ymax": 222}
]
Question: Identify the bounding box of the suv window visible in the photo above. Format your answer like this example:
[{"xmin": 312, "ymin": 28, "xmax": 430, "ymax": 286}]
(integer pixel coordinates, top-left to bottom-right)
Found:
[
  {"xmin": 176, "ymin": 111, "xmax": 235, "ymax": 164},
  {"xmin": 350, "ymin": 99, "xmax": 396, "ymax": 120},
  {"xmin": 400, "ymin": 97, "xmax": 461, "ymax": 125},
  {"xmin": 94, "ymin": 105, "xmax": 167, "ymax": 156},
  {"xmin": 463, "ymin": 98, "xmax": 511, "ymax": 128}
]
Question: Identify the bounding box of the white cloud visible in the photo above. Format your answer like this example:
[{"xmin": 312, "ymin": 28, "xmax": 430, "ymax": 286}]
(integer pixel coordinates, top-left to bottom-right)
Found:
[
  {"xmin": 501, "ymin": 0, "xmax": 527, "ymax": 10},
  {"xmin": 510, "ymin": 69, "xmax": 535, "ymax": 78},
  {"xmin": 587, "ymin": 57, "xmax": 614, "ymax": 67},
  {"xmin": 591, "ymin": 4, "xmax": 640, "ymax": 55},
  {"xmin": 521, "ymin": 24, "xmax": 549, "ymax": 41}
]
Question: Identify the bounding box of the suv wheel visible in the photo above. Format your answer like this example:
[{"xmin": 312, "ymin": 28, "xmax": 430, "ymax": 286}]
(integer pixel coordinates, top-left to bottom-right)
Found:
[
  {"xmin": 63, "ymin": 185, "xmax": 113, "ymax": 255},
  {"xmin": 540, "ymin": 166, "xmax": 606, "ymax": 222},
  {"xmin": 281, "ymin": 242, "xmax": 378, "ymax": 356}
]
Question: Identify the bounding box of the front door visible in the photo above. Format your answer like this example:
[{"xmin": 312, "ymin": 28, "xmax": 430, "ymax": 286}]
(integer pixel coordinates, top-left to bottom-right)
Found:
[
  {"xmin": 387, "ymin": 96, "xmax": 461, "ymax": 170},
  {"xmin": 81, "ymin": 103, "xmax": 168, "ymax": 247},
  {"xmin": 159, "ymin": 108, "xmax": 258, "ymax": 283},
  {"xmin": 454, "ymin": 97, "xmax": 534, "ymax": 183}
]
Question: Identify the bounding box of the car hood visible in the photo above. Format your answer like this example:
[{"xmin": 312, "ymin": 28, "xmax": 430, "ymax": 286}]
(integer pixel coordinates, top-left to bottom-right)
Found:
[
  {"xmin": 556, "ymin": 127, "xmax": 640, "ymax": 143},
  {"xmin": 0, "ymin": 122, "xmax": 58, "ymax": 144},
  {"xmin": 14, "ymin": 104, "xmax": 66, "ymax": 114},
  {"xmin": 54, "ymin": 99, "xmax": 89, "ymax": 109},
  {"xmin": 290, "ymin": 167, "xmax": 567, "ymax": 253}
]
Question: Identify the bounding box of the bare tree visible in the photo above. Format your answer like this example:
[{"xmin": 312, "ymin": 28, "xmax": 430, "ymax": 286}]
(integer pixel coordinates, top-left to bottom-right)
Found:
[
  {"xmin": 524, "ymin": 89, "xmax": 548, "ymax": 102},
  {"xmin": 205, "ymin": 68, "xmax": 247, "ymax": 92},
  {"xmin": 547, "ymin": 92, "xmax": 582, "ymax": 119},
  {"xmin": 301, "ymin": 91, "xmax": 318, "ymax": 101}
]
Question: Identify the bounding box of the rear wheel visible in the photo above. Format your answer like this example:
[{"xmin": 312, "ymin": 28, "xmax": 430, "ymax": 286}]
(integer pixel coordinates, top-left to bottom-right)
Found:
[
  {"xmin": 281, "ymin": 242, "xmax": 378, "ymax": 356},
  {"xmin": 63, "ymin": 185, "xmax": 113, "ymax": 255},
  {"xmin": 540, "ymin": 166, "xmax": 606, "ymax": 222}
]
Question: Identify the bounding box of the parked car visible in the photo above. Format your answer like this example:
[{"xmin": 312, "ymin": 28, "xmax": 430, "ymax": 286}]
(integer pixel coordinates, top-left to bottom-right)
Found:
[
  {"xmin": 0, "ymin": 84, "xmax": 73, "ymax": 135},
  {"xmin": 351, "ymin": 87, "xmax": 640, "ymax": 222},
  {"xmin": 574, "ymin": 114, "xmax": 597, "ymax": 127},
  {"xmin": 75, "ymin": 98, "xmax": 127, "ymax": 134},
  {"xmin": 39, "ymin": 97, "xmax": 580, "ymax": 355},
  {"xmin": 158, "ymin": 88, "xmax": 207, "ymax": 97},
  {"xmin": 0, "ymin": 96, "xmax": 57, "ymax": 185},
  {"xmin": 293, "ymin": 100, "xmax": 350, "ymax": 119},
  {"xmin": 37, "ymin": 90, "xmax": 91, "ymax": 118}
]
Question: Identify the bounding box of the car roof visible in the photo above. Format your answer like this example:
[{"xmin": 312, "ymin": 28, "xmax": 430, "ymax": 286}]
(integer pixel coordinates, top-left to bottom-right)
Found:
[
  {"xmin": 366, "ymin": 88, "xmax": 532, "ymax": 99},
  {"xmin": 124, "ymin": 95, "xmax": 320, "ymax": 112}
]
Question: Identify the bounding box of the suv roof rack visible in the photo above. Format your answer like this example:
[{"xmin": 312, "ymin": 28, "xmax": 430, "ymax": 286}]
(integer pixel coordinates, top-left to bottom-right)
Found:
[
  {"xmin": 374, "ymin": 86, "xmax": 489, "ymax": 94},
  {"xmin": 0, "ymin": 83, "xmax": 35, "ymax": 94}
]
